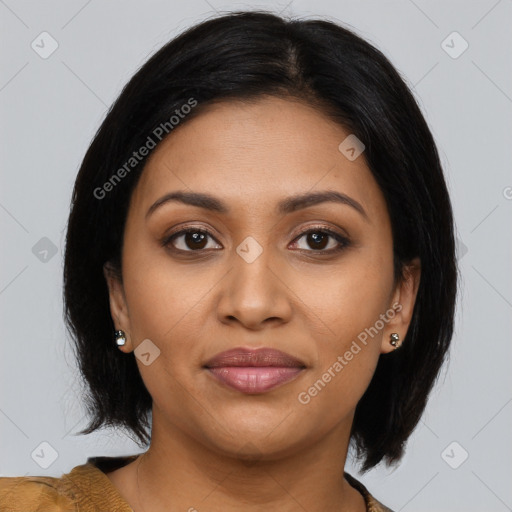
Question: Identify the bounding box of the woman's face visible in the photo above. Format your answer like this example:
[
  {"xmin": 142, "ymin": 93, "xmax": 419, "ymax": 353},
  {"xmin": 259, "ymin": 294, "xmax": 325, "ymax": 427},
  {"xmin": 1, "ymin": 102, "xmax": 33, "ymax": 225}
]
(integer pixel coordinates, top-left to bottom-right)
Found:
[{"xmin": 105, "ymin": 95, "xmax": 420, "ymax": 459}]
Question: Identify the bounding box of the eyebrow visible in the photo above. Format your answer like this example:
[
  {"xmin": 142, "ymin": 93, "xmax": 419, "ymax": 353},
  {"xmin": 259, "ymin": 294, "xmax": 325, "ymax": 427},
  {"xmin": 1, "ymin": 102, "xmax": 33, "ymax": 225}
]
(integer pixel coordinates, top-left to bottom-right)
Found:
[{"xmin": 146, "ymin": 190, "xmax": 369, "ymax": 221}]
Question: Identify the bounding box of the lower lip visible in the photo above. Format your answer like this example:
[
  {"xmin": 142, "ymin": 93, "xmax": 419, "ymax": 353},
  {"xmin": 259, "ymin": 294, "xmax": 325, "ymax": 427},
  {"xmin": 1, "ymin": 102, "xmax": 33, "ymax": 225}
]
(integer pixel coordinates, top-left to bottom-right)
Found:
[{"xmin": 206, "ymin": 366, "xmax": 304, "ymax": 394}]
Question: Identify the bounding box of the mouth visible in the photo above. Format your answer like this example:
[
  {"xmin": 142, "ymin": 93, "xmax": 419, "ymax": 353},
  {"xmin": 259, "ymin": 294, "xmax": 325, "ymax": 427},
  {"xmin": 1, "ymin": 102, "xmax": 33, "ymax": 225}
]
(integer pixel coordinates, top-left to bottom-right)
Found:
[{"xmin": 203, "ymin": 347, "xmax": 306, "ymax": 394}]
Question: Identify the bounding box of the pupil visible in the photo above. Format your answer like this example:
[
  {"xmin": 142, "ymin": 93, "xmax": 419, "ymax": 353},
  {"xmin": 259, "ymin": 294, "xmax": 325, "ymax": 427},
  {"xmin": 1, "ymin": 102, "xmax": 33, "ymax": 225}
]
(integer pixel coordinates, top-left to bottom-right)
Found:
[
  {"xmin": 309, "ymin": 232, "xmax": 327, "ymax": 250},
  {"xmin": 187, "ymin": 232, "xmax": 206, "ymax": 249}
]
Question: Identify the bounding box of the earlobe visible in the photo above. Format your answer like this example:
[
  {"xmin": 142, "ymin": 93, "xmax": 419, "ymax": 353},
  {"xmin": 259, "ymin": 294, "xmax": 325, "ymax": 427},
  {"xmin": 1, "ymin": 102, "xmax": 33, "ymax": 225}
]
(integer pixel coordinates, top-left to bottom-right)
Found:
[
  {"xmin": 380, "ymin": 257, "xmax": 421, "ymax": 354},
  {"xmin": 103, "ymin": 262, "xmax": 133, "ymax": 351}
]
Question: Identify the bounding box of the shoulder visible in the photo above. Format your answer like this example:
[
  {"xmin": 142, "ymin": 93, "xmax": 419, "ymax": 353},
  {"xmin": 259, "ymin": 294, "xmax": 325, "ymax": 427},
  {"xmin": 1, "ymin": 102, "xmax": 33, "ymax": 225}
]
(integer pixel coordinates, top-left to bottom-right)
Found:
[
  {"xmin": 345, "ymin": 472, "xmax": 395, "ymax": 512},
  {"xmin": 0, "ymin": 475, "xmax": 76, "ymax": 511},
  {"xmin": 0, "ymin": 455, "xmax": 139, "ymax": 512}
]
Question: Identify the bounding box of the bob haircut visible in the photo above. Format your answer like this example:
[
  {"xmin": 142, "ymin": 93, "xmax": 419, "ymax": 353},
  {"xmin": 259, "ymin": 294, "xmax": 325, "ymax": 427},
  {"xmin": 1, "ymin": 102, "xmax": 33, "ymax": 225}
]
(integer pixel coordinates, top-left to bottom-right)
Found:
[{"xmin": 63, "ymin": 10, "xmax": 458, "ymax": 472}]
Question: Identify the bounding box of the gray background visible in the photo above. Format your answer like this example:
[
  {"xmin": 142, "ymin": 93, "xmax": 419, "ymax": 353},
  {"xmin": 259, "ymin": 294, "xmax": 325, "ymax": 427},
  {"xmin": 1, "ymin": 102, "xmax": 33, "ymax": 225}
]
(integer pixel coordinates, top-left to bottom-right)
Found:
[{"xmin": 1, "ymin": 1, "xmax": 511, "ymax": 511}]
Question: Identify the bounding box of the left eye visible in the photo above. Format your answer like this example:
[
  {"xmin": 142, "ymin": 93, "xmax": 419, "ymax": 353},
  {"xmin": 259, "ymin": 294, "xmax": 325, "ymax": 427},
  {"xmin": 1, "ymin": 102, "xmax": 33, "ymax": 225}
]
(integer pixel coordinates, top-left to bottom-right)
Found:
[{"xmin": 291, "ymin": 228, "xmax": 349, "ymax": 252}]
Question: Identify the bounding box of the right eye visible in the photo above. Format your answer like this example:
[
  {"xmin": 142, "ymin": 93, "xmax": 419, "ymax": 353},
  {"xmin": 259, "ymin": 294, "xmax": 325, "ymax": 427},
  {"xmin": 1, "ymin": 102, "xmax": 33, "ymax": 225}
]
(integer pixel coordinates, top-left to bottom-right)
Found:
[{"xmin": 162, "ymin": 228, "xmax": 222, "ymax": 252}]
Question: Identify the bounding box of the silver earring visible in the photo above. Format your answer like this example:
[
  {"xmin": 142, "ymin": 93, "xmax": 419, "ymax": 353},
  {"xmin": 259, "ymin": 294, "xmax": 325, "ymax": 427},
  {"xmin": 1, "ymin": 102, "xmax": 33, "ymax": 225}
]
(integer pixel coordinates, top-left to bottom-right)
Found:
[
  {"xmin": 390, "ymin": 333, "xmax": 400, "ymax": 349},
  {"xmin": 115, "ymin": 330, "xmax": 126, "ymax": 347}
]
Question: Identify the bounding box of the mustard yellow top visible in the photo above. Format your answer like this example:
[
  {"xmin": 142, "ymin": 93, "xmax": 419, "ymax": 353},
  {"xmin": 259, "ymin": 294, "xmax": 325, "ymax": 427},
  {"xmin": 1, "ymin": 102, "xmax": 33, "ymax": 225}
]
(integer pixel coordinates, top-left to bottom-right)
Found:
[{"xmin": 0, "ymin": 454, "xmax": 394, "ymax": 511}]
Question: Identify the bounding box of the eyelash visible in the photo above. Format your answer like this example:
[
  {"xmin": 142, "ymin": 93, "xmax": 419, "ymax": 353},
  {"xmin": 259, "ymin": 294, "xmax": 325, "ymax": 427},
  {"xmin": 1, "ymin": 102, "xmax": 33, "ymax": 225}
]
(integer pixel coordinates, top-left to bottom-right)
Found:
[{"xmin": 161, "ymin": 225, "xmax": 350, "ymax": 256}]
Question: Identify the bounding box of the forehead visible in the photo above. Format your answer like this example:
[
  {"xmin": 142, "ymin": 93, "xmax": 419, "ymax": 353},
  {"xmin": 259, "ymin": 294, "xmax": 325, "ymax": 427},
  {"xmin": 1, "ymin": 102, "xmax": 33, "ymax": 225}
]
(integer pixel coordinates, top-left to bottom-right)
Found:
[{"xmin": 130, "ymin": 96, "xmax": 387, "ymax": 220}]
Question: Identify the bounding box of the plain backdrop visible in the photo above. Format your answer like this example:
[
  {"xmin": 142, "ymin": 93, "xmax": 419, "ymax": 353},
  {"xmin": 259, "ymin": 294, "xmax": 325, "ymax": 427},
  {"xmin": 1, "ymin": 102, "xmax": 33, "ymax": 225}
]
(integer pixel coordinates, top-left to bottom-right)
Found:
[{"xmin": 1, "ymin": 1, "xmax": 511, "ymax": 511}]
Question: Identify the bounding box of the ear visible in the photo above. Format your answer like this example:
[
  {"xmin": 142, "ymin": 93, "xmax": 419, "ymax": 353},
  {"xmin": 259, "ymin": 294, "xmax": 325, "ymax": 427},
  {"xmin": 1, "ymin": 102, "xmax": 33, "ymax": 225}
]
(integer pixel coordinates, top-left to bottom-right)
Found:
[
  {"xmin": 380, "ymin": 257, "xmax": 421, "ymax": 354},
  {"xmin": 103, "ymin": 262, "xmax": 133, "ymax": 352}
]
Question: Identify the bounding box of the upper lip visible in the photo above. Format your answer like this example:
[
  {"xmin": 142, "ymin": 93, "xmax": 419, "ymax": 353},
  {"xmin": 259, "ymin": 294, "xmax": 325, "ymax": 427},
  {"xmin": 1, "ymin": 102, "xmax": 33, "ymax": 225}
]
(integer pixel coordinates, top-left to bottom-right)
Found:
[{"xmin": 203, "ymin": 347, "xmax": 306, "ymax": 368}]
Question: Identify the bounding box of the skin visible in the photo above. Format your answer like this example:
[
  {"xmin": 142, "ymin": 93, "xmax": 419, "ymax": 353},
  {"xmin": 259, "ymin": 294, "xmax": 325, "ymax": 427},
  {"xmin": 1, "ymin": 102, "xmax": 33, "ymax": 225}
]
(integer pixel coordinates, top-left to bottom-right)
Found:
[{"xmin": 103, "ymin": 95, "xmax": 421, "ymax": 512}]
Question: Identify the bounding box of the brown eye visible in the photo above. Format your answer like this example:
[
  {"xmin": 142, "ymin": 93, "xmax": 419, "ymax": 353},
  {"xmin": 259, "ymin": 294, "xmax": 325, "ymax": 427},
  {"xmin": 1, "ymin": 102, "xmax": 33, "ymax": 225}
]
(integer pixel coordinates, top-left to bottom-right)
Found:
[
  {"xmin": 164, "ymin": 228, "xmax": 221, "ymax": 252},
  {"xmin": 291, "ymin": 228, "xmax": 350, "ymax": 253},
  {"xmin": 306, "ymin": 232, "xmax": 329, "ymax": 250}
]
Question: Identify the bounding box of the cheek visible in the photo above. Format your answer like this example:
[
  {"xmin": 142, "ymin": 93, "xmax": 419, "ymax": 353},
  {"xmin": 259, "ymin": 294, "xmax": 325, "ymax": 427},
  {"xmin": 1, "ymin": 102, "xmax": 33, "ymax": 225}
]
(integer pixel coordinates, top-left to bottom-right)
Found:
[
  {"xmin": 293, "ymin": 272, "xmax": 390, "ymax": 424},
  {"xmin": 293, "ymin": 249, "xmax": 394, "ymax": 342},
  {"xmin": 120, "ymin": 240, "xmax": 223, "ymax": 403},
  {"xmin": 120, "ymin": 249, "xmax": 209, "ymax": 410},
  {"xmin": 121, "ymin": 234, "xmax": 209, "ymax": 340},
  {"xmin": 291, "ymin": 251, "xmax": 394, "ymax": 407},
  {"xmin": 295, "ymin": 356, "xmax": 376, "ymax": 433}
]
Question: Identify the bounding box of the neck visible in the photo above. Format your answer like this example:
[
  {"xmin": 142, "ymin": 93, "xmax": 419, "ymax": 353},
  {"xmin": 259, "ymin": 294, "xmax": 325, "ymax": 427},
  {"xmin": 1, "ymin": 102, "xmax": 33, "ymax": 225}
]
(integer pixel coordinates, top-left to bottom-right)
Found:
[{"xmin": 129, "ymin": 408, "xmax": 365, "ymax": 512}]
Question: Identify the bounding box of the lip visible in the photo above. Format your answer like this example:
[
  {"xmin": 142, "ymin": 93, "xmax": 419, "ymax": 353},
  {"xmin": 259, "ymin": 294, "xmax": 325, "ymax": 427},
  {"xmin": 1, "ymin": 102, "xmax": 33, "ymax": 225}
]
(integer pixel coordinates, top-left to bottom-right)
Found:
[{"xmin": 203, "ymin": 347, "xmax": 306, "ymax": 394}]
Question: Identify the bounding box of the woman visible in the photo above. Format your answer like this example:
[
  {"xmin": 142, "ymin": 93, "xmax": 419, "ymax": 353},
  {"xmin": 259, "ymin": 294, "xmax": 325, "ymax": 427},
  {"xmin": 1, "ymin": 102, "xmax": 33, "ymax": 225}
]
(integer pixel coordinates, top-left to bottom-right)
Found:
[{"xmin": 0, "ymin": 10, "xmax": 457, "ymax": 512}]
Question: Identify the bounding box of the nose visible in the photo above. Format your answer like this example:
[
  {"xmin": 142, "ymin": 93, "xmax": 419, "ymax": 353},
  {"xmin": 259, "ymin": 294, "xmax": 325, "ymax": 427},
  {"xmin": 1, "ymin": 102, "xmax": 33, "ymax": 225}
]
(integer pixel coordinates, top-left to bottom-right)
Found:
[{"xmin": 216, "ymin": 239, "xmax": 293, "ymax": 330}]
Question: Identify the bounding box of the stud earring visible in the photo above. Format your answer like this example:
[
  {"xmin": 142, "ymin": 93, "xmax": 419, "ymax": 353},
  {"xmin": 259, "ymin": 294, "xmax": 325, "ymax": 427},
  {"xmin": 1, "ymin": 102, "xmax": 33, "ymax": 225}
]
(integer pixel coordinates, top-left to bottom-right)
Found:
[
  {"xmin": 390, "ymin": 333, "xmax": 400, "ymax": 349},
  {"xmin": 115, "ymin": 330, "xmax": 126, "ymax": 347}
]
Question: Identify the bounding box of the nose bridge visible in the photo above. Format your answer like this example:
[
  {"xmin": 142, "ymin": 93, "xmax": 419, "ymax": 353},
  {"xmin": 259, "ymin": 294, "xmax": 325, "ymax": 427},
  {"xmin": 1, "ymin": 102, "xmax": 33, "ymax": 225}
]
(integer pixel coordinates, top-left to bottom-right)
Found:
[
  {"xmin": 217, "ymin": 231, "xmax": 291, "ymax": 327},
  {"xmin": 229, "ymin": 202, "xmax": 279, "ymax": 271},
  {"xmin": 232, "ymin": 232, "xmax": 277, "ymax": 298}
]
